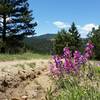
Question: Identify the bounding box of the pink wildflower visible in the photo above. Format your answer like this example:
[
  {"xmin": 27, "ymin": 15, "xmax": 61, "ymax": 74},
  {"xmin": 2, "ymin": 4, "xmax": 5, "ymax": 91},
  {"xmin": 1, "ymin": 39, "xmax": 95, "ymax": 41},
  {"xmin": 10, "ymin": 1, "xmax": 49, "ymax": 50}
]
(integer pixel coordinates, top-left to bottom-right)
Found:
[
  {"xmin": 63, "ymin": 47, "xmax": 71, "ymax": 59},
  {"xmin": 64, "ymin": 59, "xmax": 74, "ymax": 73},
  {"xmin": 50, "ymin": 41, "xmax": 94, "ymax": 76},
  {"xmin": 49, "ymin": 62, "xmax": 61, "ymax": 76},
  {"xmin": 73, "ymin": 51, "xmax": 81, "ymax": 71}
]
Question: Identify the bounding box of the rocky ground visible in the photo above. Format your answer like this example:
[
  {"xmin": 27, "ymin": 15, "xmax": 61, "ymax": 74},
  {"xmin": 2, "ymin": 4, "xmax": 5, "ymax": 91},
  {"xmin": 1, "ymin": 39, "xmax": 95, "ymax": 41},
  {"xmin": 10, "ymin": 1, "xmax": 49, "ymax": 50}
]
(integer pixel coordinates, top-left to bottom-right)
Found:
[{"xmin": 0, "ymin": 59, "xmax": 54, "ymax": 100}]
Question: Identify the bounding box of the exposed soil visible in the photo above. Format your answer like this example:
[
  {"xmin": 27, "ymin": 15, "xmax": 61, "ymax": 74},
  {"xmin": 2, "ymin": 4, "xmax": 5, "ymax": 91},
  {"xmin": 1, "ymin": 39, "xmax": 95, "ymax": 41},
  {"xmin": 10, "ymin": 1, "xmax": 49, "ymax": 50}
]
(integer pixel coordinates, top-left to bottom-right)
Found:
[{"xmin": 0, "ymin": 59, "xmax": 54, "ymax": 100}]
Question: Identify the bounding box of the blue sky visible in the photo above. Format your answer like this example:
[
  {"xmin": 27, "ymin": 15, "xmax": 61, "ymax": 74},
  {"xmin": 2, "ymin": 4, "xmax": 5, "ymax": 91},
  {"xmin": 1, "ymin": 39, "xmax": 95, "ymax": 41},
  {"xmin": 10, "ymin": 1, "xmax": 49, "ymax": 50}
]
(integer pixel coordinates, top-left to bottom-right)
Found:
[{"xmin": 29, "ymin": 0, "xmax": 100, "ymax": 37}]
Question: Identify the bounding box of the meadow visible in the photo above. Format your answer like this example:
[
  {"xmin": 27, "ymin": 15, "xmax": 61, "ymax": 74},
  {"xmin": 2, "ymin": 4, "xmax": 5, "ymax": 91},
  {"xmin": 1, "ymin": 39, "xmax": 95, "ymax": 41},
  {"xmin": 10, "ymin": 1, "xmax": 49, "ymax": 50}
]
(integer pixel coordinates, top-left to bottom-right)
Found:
[
  {"xmin": 0, "ymin": 0, "xmax": 100, "ymax": 100},
  {"xmin": 0, "ymin": 52, "xmax": 50, "ymax": 61},
  {"xmin": 46, "ymin": 41, "xmax": 100, "ymax": 100},
  {"xmin": 0, "ymin": 42, "xmax": 100, "ymax": 100}
]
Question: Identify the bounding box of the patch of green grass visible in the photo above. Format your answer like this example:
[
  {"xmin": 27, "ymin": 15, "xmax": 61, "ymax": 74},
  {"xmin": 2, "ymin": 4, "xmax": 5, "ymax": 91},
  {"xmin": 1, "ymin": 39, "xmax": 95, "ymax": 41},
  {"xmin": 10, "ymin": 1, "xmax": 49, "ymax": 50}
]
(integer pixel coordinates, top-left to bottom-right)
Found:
[
  {"xmin": 53, "ymin": 86, "xmax": 100, "ymax": 100},
  {"xmin": 94, "ymin": 67, "xmax": 100, "ymax": 74},
  {"xmin": 46, "ymin": 65, "xmax": 100, "ymax": 100},
  {"xmin": 46, "ymin": 77, "xmax": 100, "ymax": 100},
  {"xmin": 0, "ymin": 52, "xmax": 50, "ymax": 61}
]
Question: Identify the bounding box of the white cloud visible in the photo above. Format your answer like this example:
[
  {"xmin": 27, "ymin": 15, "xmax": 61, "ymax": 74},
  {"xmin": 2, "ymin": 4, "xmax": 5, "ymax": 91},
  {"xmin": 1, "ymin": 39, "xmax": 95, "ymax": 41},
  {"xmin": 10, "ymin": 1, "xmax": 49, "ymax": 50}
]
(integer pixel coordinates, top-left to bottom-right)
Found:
[
  {"xmin": 53, "ymin": 21, "xmax": 70, "ymax": 29},
  {"xmin": 53, "ymin": 21, "xmax": 99, "ymax": 38},
  {"xmin": 82, "ymin": 24, "xmax": 98, "ymax": 32},
  {"xmin": 79, "ymin": 24, "xmax": 99, "ymax": 38}
]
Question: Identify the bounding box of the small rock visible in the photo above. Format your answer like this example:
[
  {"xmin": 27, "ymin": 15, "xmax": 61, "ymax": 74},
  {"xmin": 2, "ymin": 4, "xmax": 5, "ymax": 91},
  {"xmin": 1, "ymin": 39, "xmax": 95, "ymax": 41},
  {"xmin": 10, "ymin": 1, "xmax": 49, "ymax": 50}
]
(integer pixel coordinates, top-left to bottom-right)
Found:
[
  {"xmin": 36, "ymin": 71, "xmax": 41, "ymax": 75},
  {"xmin": 11, "ymin": 98, "xmax": 19, "ymax": 100},
  {"xmin": 30, "ymin": 74, "xmax": 36, "ymax": 79},
  {"xmin": 21, "ymin": 95, "xmax": 28, "ymax": 100},
  {"xmin": 1, "ymin": 80, "xmax": 9, "ymax": 87},
  {"xmin": 19, "ymin": 75, "xmax": 26, "ymax": 81}
]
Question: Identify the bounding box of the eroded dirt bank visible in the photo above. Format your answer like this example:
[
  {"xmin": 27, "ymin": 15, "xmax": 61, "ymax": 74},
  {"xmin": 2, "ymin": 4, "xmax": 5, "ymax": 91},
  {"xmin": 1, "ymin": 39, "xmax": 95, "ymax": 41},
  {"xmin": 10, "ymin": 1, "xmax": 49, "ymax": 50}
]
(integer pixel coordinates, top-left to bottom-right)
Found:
[{"xmin": 0, "ymin": 59, "xmax": 54, "ymax": 100}]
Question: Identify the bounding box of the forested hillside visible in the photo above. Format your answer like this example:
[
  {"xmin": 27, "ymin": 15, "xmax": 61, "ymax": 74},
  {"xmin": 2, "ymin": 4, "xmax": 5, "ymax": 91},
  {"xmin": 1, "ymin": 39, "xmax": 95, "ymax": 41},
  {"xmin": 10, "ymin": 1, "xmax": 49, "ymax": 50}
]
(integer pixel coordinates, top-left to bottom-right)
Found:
[{"xmin": 24, "ymin": 34, "xmax": 56, "ymax": 53}]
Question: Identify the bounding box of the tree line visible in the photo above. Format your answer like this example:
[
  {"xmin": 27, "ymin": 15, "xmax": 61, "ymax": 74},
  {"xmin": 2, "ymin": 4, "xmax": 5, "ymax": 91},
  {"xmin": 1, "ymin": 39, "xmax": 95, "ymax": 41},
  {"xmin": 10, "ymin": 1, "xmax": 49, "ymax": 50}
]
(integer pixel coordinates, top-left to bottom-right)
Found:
[
  {"xmin": 54, "ymin": 22, "xmax": 100, "ymax": 60},
  {"xmin": 54, "ymin": 22, "xmax": 82, "ymax": 55}
]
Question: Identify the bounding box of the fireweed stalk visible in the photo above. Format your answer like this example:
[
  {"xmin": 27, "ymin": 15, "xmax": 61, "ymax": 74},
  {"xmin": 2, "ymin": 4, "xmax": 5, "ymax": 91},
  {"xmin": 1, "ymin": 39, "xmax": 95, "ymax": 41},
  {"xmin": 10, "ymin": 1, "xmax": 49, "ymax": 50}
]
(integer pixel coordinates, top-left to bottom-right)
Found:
[
  {"xmin": 63, "ymin": 47, "xmax": 74, "ymax": 73},
  {"xmin": 50, "ymin": 55, "xmax": 62, "ymax": 76},
  {"xmin": 50, "ymin": 41, "xmax": 94, "ymax": 76}
]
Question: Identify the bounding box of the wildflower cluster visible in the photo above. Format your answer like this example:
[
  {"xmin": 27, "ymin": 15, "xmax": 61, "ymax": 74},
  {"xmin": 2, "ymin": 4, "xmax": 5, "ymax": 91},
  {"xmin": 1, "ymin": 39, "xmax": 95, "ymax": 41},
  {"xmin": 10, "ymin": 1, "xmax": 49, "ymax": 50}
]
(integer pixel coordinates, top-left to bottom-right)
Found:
[{"xmin": 50, "ymin": 41, "xmax": 94, "ymax": 76}]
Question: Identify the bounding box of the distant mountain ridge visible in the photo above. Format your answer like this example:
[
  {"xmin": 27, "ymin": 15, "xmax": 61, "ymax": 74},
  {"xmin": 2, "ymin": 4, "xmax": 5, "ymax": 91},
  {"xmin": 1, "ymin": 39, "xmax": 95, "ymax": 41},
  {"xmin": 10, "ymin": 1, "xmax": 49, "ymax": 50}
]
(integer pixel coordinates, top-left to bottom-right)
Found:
[
  {"xmin": 24, "ymin": 34, "xmax": 56, "ymax": 53},
  {"xmin": 34, "ymin": 33, "xmax": 56, "ymax": 39}
]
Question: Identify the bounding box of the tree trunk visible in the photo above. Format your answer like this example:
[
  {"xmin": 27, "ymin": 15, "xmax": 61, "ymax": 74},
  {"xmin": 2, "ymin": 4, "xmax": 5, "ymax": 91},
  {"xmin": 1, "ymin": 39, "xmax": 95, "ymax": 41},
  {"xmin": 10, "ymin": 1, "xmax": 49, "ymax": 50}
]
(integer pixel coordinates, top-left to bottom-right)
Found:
[{"xmin": 1, "ymin": 14, "xmax": 6, "ymax": 53}]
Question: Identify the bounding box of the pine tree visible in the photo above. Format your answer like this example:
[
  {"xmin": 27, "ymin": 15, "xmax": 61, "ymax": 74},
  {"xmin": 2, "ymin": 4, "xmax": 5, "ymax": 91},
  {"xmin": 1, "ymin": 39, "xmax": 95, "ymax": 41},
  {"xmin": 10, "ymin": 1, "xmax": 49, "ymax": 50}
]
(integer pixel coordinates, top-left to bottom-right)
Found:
[
  {"xmin": 54, "ymin": 29, "xmax": 73, "ymax": 54},
  {"xmin": 0, "ymin": 0, "xmax": 37, "ymax": 53},
  {"xmin": 69, "ymin": 22, "xmax": 81, "ymax": 51},
  {"xmin": 88, "ymin": 26, "xmax": 100, "ymax": 60}
]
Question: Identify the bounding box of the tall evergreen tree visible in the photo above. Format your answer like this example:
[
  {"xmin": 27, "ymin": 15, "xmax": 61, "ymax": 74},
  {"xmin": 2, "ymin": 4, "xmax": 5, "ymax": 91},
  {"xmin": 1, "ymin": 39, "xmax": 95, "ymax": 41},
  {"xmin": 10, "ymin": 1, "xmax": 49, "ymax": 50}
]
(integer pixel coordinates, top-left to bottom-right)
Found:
[
  {"xmin": 69, "ymin": 22, "xmax": 81, "ymax": 51},
  {"xmin": 88, "ymin": 26, "xmax": 100, "ymax": 60},
  {"xmin": 54, "ymin": 29, "xmax": 73, "ymax": 54},
  {"xmin": 0, "ymin": 0, "xmax": 37, "ymax": 53}
]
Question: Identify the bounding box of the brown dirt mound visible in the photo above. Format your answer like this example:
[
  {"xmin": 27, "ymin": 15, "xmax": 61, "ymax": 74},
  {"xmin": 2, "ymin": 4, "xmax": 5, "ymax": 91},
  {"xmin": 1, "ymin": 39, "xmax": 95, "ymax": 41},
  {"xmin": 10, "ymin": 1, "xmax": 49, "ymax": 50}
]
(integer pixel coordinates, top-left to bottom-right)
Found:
[{"xmin": 0, "ymin": 60, "xmax": 54, "ymax": 100}]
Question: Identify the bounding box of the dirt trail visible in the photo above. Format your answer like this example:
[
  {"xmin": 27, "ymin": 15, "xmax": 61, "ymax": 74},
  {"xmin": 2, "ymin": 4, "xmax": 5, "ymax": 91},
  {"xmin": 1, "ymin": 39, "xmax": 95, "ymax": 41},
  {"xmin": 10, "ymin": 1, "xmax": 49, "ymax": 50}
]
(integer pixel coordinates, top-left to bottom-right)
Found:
[{"xmin": 0, "ymin": 59, "xmax": 54, "ymax": 100}]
